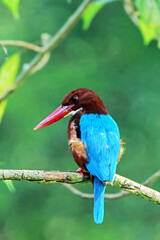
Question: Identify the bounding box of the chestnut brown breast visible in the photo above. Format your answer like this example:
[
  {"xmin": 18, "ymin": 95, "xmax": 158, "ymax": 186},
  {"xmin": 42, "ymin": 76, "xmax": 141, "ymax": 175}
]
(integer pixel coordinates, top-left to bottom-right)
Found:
[
  {"xmin": 68, "ymin": 115, "xmax": 124, "ymax": 170},
  {"xmin": 68, "ymin": 116, "xmax": 88, "ymax": 170}
]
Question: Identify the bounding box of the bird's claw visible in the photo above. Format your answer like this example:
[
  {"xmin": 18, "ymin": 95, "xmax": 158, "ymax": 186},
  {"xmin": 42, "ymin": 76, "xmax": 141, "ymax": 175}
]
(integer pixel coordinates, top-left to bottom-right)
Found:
[
  {"xmin": 110, "ymin": 181, "xmax": 113, "ymax": 186},
  {"xmin": 102, "ymin": 181, "xmax": 114, "ymax": 186},
  {"xmin": 102, "ymin": 181, "xmax": 107, "ymax": 186},
  {"xmin": 76, "ymin": 168, "xmax": 84, "ymax": 176}
]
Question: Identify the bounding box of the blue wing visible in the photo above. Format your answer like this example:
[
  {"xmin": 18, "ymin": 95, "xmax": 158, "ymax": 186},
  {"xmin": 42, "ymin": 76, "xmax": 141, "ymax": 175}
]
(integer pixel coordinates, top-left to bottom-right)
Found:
[{"xmin": 80, "ymin": 114, "xmax": 120, "ymax": 182}]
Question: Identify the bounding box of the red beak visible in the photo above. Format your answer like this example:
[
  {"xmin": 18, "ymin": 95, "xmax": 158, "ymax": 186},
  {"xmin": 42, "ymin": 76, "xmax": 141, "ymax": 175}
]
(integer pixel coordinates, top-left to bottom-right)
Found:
[{"xmin": 34, "ymin": 105, "xmax": 73, "ymax": 130}]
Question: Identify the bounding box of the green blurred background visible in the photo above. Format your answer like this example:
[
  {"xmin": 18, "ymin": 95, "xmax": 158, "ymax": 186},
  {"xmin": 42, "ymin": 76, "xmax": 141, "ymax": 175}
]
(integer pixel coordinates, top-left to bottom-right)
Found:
[{"xmin": 0, "ymin": 1, "xmax": 160, "ymax": 239}]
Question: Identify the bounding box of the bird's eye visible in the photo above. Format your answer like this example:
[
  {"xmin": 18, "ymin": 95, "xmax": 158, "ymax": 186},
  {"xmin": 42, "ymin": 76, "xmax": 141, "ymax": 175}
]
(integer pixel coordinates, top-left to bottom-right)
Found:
[{"xmin": 70, "ymin": 96, "xmax": 78, "ymax": 103}]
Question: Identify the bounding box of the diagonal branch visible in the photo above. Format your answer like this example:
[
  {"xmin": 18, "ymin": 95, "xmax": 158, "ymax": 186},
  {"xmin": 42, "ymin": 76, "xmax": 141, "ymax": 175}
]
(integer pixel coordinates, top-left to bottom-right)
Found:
[
  {"xmin": 0, "ymin": 169, "xmax": 160, "ymax": 205},
  {"xmin": 0, "ymin": 0, "xmax": 93, "ymax": 103},
  {"xmin": 62, "ymin": 170, "xmax": 160, "ymax": 200}
]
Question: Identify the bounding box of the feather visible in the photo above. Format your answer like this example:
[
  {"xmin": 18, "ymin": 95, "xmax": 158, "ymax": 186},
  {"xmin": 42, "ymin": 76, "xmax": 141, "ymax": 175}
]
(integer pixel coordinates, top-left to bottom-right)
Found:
[
  {"xmin": 80, "ymin": 114, "xmax": 120, "ymax": 223},
  {"xmin": 93, "ymin": 176, "xmax": 106, "ymax": 224},
  {"xmin": 80, "ymin": 114, "xmax": 120, "ymax": 182}
]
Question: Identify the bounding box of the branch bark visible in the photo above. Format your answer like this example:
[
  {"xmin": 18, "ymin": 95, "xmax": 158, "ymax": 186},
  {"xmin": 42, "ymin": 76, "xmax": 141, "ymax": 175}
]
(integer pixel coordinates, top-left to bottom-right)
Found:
[
  {"xmin": 0, "ymin": 170, "xmax": 89, "ymax": 183},
  {"xmin": 63, "ymin": 170, "xmax": 160, "ymax": 200},
  {"xmin": 0, "ymin": 169, "xmax": 160, "ymax": 205},
  {"xmin": 0, "ymin": 40, "xmax": 42, "ymax": 52},
  {"xmin": 0, "ymin": 0, "xmax": 93, "ymax": 103}
]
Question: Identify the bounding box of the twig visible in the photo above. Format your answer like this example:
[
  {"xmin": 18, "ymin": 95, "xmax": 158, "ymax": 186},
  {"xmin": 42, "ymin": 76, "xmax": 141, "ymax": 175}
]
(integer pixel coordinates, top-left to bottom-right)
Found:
[
  {"xmin": 62, "ymin": 170, "xmax": 160, "ymax": 200},
  {"xmin": 62, "ymin": 184, "xmax": 129, "ymax": 199},
  {"xmin": 0, "ymin": 40, "xmax": 42, "ymax": 52},
  {"xmin": 0, "ymin": 43, "xmax": 8, "ymax": 61},
  {"xmin": 124, "ymin": 0, "xmax": 139, "ymax": 26},
  {"xmin": 0, "ymin": 169, "xmax": 160, "ymax": 205},
  {"xmin": 143, "ymin": 171, "xmax": 160, "ymax": 186},
  {"xmin": 0, "ymin": 0, "xmax": 93, "ymax": 103}
]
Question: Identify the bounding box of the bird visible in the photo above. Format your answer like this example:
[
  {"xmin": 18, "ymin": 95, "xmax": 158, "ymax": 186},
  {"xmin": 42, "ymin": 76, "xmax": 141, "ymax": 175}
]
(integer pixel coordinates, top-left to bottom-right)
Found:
[{"xmin": 34, "ymin": 88, "xmax": 124, "ymax": 224}]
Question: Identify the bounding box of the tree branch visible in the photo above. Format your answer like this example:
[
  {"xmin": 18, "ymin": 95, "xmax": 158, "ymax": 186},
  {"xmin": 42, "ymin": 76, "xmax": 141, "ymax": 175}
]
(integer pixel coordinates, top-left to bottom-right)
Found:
[
  {"xmin": 0, "ymin": 40, "xmax": 42, "ymax": 52},
  {"xmin": 0, "ymin": 0, "xmax": 93, "ymax": 103},
  {"xmin": 62, "ymin": 170, "xmax": 160, "ymax": 200},
  {"xmin": 0, "ymin": 169, "xmax": 160, "ymax": 205},
  {"xmin": 0, "ymin": 170, "xmax": 90, "ymax": 183}
]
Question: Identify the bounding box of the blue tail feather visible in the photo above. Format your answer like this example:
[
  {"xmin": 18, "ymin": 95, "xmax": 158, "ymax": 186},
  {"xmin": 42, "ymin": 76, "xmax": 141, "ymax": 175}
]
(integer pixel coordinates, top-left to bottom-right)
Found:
[{"xmin": 93, "ymin": 176, "xmax": 106, "ymax": 224}]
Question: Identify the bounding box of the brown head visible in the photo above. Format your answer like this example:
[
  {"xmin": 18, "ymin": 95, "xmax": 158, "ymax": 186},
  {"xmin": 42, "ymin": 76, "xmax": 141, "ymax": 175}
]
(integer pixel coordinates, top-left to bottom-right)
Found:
[
  {"xmin": 62, "ymin": 88, "xmax": 108, "ymax": 114},
  {"xmin": 34, "ymin": 88, "xmax": 108, "ymax": 130}
]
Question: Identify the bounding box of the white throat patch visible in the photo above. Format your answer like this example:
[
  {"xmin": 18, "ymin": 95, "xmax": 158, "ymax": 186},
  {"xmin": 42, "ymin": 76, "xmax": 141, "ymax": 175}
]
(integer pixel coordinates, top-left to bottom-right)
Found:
[{"xmin": 65, "ymin": 107, "xmax": 83, "ymax": 118}]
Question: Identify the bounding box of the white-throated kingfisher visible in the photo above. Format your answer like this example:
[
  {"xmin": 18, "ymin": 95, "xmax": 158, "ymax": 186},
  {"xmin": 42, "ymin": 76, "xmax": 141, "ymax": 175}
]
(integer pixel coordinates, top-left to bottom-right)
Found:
[{"xmin": 34, "ymin": 88, "xmax": 124, "ymax": 224}]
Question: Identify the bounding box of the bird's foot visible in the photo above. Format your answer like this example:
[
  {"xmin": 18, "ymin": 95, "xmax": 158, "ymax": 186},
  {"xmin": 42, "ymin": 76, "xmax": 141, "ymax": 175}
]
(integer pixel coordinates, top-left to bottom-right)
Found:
[
  {"xmin": 110, "ymin": 181, "xmax": 113, "ymax": 186},
  {"xmin": 102, "ymin": 181, "xmax": 114, "ymax": 186},
  {"xmin": 76, "ymin": 168, "xmax": 84, "ymax": 176},
  {"xmin": 102, "ymin": 181, "xmax": 107, "ymax": 186}
]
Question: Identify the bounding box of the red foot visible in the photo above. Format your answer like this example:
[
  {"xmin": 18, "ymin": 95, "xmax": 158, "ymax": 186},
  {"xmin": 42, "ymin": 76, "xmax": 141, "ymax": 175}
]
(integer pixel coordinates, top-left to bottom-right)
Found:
[{"xmin": 76, "ymin": 168, "xmax": 84, "ymax": 176}]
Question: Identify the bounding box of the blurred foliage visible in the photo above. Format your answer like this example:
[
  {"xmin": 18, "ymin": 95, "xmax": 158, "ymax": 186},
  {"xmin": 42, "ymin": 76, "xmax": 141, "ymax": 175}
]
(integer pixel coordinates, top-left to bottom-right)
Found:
[
  {"xmin": 0, "ymin": 0, "xmax": 160, "ymax": 240},
  {"xmin": 4, "ymin": 180, "xmax": 16, "ymax": 193},
  {"xmin": 82, "ymin": 0, "xmax": 113, "ymax": 30},
  {"xmin": 0, "ymin": 100, "xmax": 7, "ymax": 123},
  {"xmin": 135, "ymin": 0, "xmax": 160, "ymax": 45},
  {"xmin": 82, "ymin": 2, "xmax": 105, "ymax": 30},
  {"xmin": 0, "ymin": 0, "xmax": 20, "ymax": 19},
  {"xmin": 0, "ymin": 53, "xmax": 20, "ymax": 122}
]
